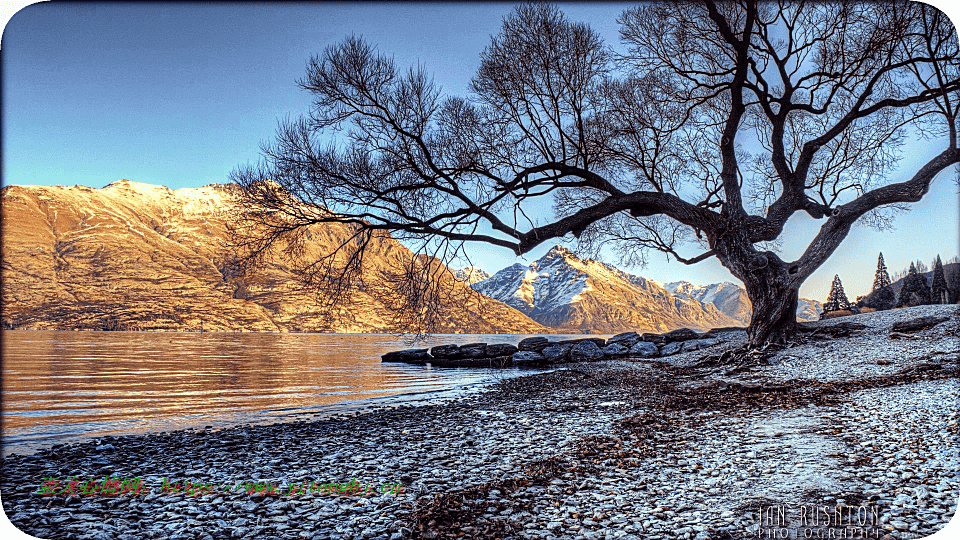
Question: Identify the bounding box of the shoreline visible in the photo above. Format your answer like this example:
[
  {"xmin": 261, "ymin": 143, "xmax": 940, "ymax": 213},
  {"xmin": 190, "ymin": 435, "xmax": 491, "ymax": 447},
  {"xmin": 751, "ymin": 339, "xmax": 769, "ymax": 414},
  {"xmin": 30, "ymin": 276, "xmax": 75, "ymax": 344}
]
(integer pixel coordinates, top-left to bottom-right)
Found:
[{"xmin": 2, "ymin": 305, "xmax": 958, "ymax": 540}]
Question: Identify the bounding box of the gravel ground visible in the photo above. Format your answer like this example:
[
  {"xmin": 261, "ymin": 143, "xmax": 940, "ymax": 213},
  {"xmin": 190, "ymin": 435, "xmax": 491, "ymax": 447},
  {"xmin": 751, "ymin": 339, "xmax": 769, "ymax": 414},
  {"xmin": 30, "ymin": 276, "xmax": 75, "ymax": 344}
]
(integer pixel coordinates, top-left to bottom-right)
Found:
[{"xmin": 1, "ymin": 305, "xmax": 957, "ymax": 540}]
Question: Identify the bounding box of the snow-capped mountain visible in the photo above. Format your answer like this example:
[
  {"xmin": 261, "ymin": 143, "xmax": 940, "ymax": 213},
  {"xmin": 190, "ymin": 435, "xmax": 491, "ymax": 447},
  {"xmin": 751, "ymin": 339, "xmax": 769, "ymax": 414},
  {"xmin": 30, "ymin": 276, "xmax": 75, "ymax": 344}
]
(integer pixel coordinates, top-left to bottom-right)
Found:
[
  {"xmin": 454, "ymin": 266, "xmax": 491, "ymax": 285},
  {"xmin": 665, "ymin": 281, "xmax": 823, "ymax": 323},
  {"xmin": 795, "ymin": 299, "xmax": 823, "ymax": 322},
  {"xmin": 471, "ymin": 246, "xmax": 742, "ymax": 333}
]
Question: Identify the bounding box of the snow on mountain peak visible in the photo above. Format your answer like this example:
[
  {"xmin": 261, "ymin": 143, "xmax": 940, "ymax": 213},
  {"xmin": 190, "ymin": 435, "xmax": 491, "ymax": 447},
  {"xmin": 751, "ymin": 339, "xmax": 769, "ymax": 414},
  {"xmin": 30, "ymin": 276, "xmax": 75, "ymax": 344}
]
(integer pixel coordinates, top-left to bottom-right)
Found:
[
  {"xmin": 472, "ymin": 246, "xmax": 741, "ymax": 333},
  {"xmin": 454, "ymin": 266, "xmax": 491, "ymax": 285}
]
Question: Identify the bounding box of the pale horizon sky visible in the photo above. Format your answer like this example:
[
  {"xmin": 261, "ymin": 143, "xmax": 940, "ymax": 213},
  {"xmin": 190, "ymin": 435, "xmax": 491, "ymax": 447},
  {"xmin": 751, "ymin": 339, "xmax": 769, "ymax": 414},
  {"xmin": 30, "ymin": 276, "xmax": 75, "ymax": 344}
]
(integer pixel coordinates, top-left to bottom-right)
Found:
[{"xmin": 3, "ymin": 1, "xmax": 959, "ymax": 303}]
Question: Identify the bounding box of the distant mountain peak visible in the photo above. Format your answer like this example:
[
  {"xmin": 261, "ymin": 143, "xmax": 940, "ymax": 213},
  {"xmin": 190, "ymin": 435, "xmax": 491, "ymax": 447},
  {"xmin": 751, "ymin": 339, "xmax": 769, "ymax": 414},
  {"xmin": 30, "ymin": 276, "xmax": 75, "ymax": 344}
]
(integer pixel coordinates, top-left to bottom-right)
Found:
[
  {"xmin": 472, "ymin": 251, "xmax": 741, "ymax": 333},
  {"xmin": 454, "ymin": 266, "xmax": 491, "ymax": 286}
]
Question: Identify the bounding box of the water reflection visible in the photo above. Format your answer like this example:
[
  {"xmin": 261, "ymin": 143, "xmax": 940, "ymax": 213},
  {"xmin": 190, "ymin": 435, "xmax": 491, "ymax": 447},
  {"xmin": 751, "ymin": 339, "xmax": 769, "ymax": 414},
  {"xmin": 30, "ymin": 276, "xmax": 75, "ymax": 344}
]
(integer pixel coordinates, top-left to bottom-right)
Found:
[{"xmin": 2, "ymin": 331, "xmax": 586, "ymax": 456}]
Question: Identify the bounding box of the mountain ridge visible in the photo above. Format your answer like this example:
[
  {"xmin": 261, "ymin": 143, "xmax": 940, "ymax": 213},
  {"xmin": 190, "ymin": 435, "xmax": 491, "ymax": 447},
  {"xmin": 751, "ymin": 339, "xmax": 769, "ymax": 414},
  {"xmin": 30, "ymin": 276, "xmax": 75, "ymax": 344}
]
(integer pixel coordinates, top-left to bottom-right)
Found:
[
  {"xmin": 665, "ymin": 280, "xmax": 822, "ymax": 324},
  {"xmin": 471, "ymin": 246, "xmax": 743, "ymax": 333},
  {"xmin": 1, "ymin": 180, "xmax": 549, "ymax": 334}
]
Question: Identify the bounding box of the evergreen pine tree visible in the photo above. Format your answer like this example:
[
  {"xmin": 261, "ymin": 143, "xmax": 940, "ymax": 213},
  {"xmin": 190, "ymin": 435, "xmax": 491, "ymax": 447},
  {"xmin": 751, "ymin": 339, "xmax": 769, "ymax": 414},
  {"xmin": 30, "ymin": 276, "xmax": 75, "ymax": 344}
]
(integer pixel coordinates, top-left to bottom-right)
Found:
[
  {"xmin": 950, "ymin": 259, "xmax": 960, "ymax": 304},
  {"xmin": 822, "ymin": 274, "xmax": 851, "ymax": 314},
  {"xmin": 872, "ymin": 253, "xmax": 891, "ymax": 291},
  {"xmin": 866, "ymin": 252, "xmax": 896, "ymax": 310},
  {"xmin": 897, "ymin": 262, "xmax": 932, "ymax": 307},
  {"xmin": 931, "ymin": 255, "xmax": 948, "ymax": 304}
]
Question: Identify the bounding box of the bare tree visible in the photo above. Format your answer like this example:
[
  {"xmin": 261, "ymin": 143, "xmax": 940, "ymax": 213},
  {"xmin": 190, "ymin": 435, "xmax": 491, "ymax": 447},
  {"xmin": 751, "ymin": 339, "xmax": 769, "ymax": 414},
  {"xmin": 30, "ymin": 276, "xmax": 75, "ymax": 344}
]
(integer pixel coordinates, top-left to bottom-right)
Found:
[{"xmin": 232, "ymin": 1, "xmax": 960, "ymax": 347}]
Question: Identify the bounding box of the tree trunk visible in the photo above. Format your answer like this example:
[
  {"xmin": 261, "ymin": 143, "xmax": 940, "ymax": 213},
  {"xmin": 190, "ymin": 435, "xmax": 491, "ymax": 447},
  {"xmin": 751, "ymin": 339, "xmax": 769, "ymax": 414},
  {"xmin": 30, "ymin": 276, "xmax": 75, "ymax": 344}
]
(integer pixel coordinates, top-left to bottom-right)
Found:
[
  {"xmin": 713, "ymin": 231, "xmax": 800, "ymax": 348},
  {"xmin": 743, "ymin": 275, "xmax": 799, "ymax": 347}
]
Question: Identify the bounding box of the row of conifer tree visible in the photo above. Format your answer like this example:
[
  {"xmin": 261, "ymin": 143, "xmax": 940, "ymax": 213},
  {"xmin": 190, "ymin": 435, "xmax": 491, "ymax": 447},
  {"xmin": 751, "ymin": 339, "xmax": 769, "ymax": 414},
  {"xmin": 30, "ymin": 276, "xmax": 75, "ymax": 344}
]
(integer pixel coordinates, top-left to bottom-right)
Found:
[{"xmin": 822, "ymin": 253, "xmax": 959, "ymax": 317}]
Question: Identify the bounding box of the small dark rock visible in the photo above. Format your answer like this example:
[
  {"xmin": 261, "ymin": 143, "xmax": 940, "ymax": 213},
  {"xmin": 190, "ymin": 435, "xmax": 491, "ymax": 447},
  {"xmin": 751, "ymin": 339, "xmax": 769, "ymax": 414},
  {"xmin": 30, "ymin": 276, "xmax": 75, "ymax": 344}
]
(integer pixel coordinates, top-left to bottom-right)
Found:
[
  {"xmin": 512, "ymin": 351, "xmax": 545, "ymax": 366},
  {"xmin": 484, "ymin": 343, "xmax": 518, "ymax": 357},
  {"xmin": 663, "ymin": 328, "xmax": 700, "ymax": 342},
  {"xmin": 541, "ymin": 344, "xmax": 573, "ymax": 364},
  {"xmin": 606, "ymin": 332, "xmax": 641, "ymax": 347},
  {"xmin": 707, "ymin": 326, "xmax": 746, "ymax": 335},
  {"xmin": 660, "ymin": 342, "xmax": 684, "ymax": 356},
  {"xmin": 682, "ymin": 338, "xmax": 720, "ymax": 352},
  {"xmin": 517, "ymin": 337, "xmax": 550, "ymax": 352},
  {"xmin": 600, "ymin": 343, "xmax": 629, "ymax": 357},
  {"xmin": 570, "ymin": 341, "xmax": 604, "ymax": 362},
  {"xmin": 429, "ymin": 344, "xmax": 462, "ymax": 359},
  {"xmin": 555, "ymin": 338, "xmax": 606, "ymax": 348},
  {"xmin": 629, "ymin": 341, "xmax": 659, "ymax": 358},
  {"xmin": 891, "ymin": 315, "xmax": 950, "ymax": 333},
  {"xmin": 458, "ymin": 343, "xmax": 488, "ymax": 358},
  {"xmin": 639, "ymin": 333, "xmax": 666, "ymax": 344},
  {"xmin": 381, "ymin": 349, "xmax": 430, "ymax": 363}
]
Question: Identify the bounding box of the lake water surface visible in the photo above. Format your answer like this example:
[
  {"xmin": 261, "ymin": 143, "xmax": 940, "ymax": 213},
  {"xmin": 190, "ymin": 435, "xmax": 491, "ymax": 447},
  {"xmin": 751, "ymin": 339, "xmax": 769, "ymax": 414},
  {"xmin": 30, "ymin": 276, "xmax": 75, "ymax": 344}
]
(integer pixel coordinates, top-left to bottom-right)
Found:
[{"xmin": 2, "ymin": 331, "xmax": 586, "ymax": 456}]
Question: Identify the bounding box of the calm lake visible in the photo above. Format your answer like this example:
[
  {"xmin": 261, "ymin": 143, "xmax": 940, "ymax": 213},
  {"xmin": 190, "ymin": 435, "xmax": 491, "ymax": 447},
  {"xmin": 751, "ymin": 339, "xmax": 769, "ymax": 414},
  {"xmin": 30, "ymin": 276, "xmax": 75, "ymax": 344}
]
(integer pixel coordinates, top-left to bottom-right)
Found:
[{"xmin": 2, "ymin": 331, "xmax": 589, "ymax": 457}]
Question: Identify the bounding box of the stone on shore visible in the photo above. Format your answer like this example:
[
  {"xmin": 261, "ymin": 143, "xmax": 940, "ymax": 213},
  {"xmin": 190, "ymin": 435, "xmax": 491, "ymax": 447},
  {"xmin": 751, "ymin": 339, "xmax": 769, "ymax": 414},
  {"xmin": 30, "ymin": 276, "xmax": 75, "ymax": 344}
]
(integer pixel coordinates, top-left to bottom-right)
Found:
[
  {"xmin": 600, "ymin": 342, "xmax": 629, "ymax": 357},
  {"xmin": 606, "ymin": 332, "xmax": 641, "ymax": 347},
  {"xmin": 891, "ymin": 315, "xmax": 950, "ymax": 333},
  {"xmin": 570, "ymin": 341, "xmax": 604, "ymax": 362},
  {"xmin": 708, "ymin": 326, "xmax": 746, "ymax": 335},
  {"xmin": 663, "ymin": 328, "xmax": 700, "ymax": 342},
  {"xmin": 458, "ymin": 343, "xmax": 487, "ymax": 358},
  {"xmin": 512, "ymin": 351, "xmax": 544, "ymax": 366},
  {"xmin": 541, "ymin": 344, "xmax": 573, "ymax": 364},
  {"xmin": 639, "ymin": 333, "xmax": 666, "ymax": 344},
  {"xmin": 484, "ymin": 343, "xmax": 519, "ymax": 357},
  {"xmin": 517, "ymin": 337, "xmax": 550, "ymax": 352},
  {"xmin": 660, "ymin": 341, "xmax": 684, "ymax": 356},
  {"xmin": 429, "ymin": 344, "xmax": 462, "ymax": 359},
  {"xmin": 381, "ymin": 349, "xmax": 430, "ymax": 363},
  {"xmin": 629, "ymin": 341, "xmax": 660, "ymax": 358},
  {"xmin": 682, "ymin": 338, "xmax": 720, "ymax": 352},
  {"xmin": 556, "ymin": 337, "xmax": 606, "ymax": 348}
]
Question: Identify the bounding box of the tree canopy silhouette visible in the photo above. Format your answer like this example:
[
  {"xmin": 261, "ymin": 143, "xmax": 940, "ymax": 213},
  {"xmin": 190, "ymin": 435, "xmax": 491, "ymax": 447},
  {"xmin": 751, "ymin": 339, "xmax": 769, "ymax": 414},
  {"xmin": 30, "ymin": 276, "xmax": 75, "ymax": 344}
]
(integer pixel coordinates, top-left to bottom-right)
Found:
[
  {"xmin": 823, "ymin": 274, "xmax": 852, "ymax": 314},
  {"xmin": 232, "ymin": 1, "xmax": 960, "ymax": 347},
  {"xmin": 931, "ymin": 255, "xmax": 949, "ymax": 303}
]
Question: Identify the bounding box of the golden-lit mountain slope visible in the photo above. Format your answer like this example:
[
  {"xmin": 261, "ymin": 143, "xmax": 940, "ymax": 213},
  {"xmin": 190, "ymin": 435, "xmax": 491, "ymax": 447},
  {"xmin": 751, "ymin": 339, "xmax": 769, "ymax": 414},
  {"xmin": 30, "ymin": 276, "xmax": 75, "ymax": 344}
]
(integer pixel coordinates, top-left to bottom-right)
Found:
[{"xmin": 1, "ymin": 180, "xmax": 549, "ymax": 334}]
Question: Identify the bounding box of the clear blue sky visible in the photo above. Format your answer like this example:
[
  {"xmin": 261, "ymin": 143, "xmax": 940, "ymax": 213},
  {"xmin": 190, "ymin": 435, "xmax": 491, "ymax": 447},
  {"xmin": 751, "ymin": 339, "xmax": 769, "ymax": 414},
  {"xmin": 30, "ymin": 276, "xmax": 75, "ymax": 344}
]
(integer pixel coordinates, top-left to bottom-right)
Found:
[{"xmin": 3, "ymin": 1, "xmax": 959, "ymax": 302}]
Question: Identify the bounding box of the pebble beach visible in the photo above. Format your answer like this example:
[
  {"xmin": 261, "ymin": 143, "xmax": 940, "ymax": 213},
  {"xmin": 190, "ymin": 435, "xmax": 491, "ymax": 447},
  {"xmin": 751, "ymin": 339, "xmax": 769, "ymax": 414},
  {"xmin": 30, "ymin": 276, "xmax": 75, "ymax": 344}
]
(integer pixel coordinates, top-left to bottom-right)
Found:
[{"xmin": 2, "ymin": 305, "xmax": 958, "ymax": 540}]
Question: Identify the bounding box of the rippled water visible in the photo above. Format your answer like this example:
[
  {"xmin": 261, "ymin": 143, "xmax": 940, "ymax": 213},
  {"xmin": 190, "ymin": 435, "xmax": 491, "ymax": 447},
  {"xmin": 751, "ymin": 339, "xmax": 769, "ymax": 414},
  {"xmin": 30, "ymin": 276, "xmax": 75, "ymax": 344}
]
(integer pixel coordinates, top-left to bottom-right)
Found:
[{"xmin": 2, "ymin": 331, "xmax": 584, "ymax": 456}]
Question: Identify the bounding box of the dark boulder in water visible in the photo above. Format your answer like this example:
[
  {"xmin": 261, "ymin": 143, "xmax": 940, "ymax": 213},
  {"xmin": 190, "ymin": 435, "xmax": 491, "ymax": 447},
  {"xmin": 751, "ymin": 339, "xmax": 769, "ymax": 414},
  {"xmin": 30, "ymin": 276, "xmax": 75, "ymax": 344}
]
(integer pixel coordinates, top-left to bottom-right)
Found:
[{"xmin": 381, "ymin": 349, "xmax": 430, "ymax": 363}]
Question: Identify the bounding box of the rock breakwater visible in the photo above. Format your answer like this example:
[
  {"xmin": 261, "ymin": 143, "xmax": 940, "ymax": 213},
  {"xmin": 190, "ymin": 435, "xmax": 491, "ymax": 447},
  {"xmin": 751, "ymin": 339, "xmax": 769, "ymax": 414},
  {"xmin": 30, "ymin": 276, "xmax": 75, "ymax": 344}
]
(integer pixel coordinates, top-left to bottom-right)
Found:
[{"xmin": 381, "ymin": 328, "xmax": 745, "ymax": 368}]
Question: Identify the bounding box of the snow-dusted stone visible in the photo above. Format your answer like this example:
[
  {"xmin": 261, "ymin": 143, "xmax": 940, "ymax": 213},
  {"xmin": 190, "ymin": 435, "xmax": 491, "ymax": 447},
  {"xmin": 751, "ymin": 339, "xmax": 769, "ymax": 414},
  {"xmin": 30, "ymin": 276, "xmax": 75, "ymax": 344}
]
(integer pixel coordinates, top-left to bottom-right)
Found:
[
  {"xmin": 512, "ymin": 351, "xmax": 544, "ymax": 366},
  {"xmin": 430, "ymin": 344, "xmax": 462, "ymax": 359},
  {"xmin": 663, "ymin": 328, "xmax": 700, "ymax": 342},
  {"xmin": 606, "ymin": 332, "xmax": 641, "ymax": 347},
  {"xmin": 601, "ymin": 343, "xmax": 629, "ymax": 357},
  {"xmin": 570, "ymin": 341, "xmax": 604, "ymax": 362},
  {"xmin": 541, "ymin": 344, "xmax": 573, "ymax": 364},
  {"xmin": 629, "ymin": 341, "xmax": 660, "ymax": 358},
  {"xmin": 891, "ymin": 315, "xmax": 950, "ymax": 333},
  {"xmin": 484, "ymin": 343, "xmax": 518, "ymax": 357},
  {"xmin": 517, "ymin": 337, "xmax": 550, "ymax": 352},
  {"xmin": 682, "ymin": 338, "xmax": 720, "ymax": 352},
  {"xmin": 381, "ymin": 349, "xmax": 430, "ymax": 363},
  {"xmin": 459, "ymin": 343, "xmax": 487, "ymax": 358},
  {"xmin": 660, "ymin": 341, "xmax": 684, "ymax": 356}
]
